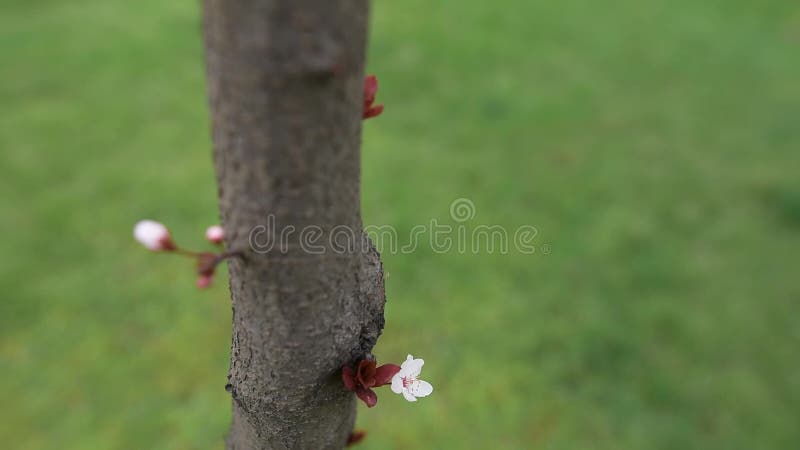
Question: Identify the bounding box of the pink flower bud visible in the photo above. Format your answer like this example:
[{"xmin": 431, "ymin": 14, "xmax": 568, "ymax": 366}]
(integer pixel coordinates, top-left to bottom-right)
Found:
[
  {"xmin": 196, "ymin": 274, "xmax": 213, "ymax": 289},
  {"xmin": 134, "ymin": 220, "xmax": 175, "ymax": 251},
  {"xmin": 205, "ymin": 225, "xmax": 225, "ymax": 245}
]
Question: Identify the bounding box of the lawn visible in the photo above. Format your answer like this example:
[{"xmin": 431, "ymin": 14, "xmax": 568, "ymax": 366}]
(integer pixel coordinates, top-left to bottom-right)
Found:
[{"xmin": 1, "ymin": 0, "xmax": 799, "ymax": 449}]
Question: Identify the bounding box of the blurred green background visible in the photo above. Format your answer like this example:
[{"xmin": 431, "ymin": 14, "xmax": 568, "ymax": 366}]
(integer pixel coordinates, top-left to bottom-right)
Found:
[{"xmin": 2, "ymin": 0, "xmax": 800, "ymax": 449}]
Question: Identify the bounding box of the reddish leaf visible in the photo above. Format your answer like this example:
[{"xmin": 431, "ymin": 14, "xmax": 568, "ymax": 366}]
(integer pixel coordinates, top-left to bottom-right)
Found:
[
  {"xmin": 342, "ymin": 366, "xmax": 356, "ymax": 391},
  {"xmin": 355, "ymin": 387, "xmax": 378, "ymax": 408},
  {"xmin": 363, "ymin": 75, "xmax": 378, "ymax": 106},
  {"xmin": 357, "ymin": 359, "xmax": 377, "ymax": 388},
  {"xmin": 374, "ymin": 363, "xmax": 401, "ymax": 386},
  {"xmin": 363, "ymin": 104, "xmax": 384, "ymax": 119}
]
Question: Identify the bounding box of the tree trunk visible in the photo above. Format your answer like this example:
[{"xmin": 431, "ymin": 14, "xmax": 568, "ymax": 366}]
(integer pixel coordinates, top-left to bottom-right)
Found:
[{"xmin": 202, "ymin": 1, "xmax": 385, "ymax": 448}]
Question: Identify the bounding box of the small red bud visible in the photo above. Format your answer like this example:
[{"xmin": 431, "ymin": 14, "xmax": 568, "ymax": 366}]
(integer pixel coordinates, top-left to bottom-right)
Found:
[
  {"xmin": 362, "ymin": 75, "xmax": 384, "ymax": 120},
  {"xmin": 346, "ymin": 430, "xmax": 367, "ymax": 446},
  {"xmin": 196, "ymin": 274, "xmax": 213, "ymax": 289}
]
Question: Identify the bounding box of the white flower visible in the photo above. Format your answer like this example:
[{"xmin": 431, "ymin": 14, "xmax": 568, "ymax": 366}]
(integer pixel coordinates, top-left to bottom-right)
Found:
[
  {"xmin": 205, "ymin": 225, "xmax": 225, "ymax": 244},
  {"xmin": 391, "ymin": 354, "xmax": 433, "ymax": 402},
  {"xmin": 133, "ymin": 220, "xmax": 174, "ymax": 251}
]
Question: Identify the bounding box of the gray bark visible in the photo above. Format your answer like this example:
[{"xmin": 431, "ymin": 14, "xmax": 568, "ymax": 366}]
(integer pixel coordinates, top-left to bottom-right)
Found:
[{"xmin": 202, "ymin": 1, "xmax": 386, "ymax": 448}]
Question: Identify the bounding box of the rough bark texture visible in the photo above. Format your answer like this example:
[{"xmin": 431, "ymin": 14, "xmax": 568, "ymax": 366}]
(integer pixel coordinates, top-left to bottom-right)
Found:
[{"xmin": 203, "ymin": 1, "xmax": 385, "ymax": 449}]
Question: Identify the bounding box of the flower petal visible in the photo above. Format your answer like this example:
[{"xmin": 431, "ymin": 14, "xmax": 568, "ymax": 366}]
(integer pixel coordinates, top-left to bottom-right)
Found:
[
  {"xmin": 355, "ymin": 387, "xmax": 378, "ymax": 408},
  {"xmin": 342, "ymin": 366, "xmax": 356, "ymax": 391},
  {"xmin": 402, "ymin": 390, "xmax": 417, "ymax": 402},
  {"xmin": 401, "ymin": 355, "xmax": 424, "ymax": 377},
  {"xmin": 410, "ymin": 380, "xmax": 433, "ymax": 398},
  {"xmin": 374, "ymin": 364, "xmax": 401, "ymax": 386},
  {"xmin": 390, "ymin": 373, "xmax": 403, "ymax": 394}
]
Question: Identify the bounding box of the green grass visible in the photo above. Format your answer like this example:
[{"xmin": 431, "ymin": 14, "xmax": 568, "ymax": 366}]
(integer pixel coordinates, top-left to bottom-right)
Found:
[{"xmin": 2, "ymin": 0, "xmax": 799, "ymax": 449}]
